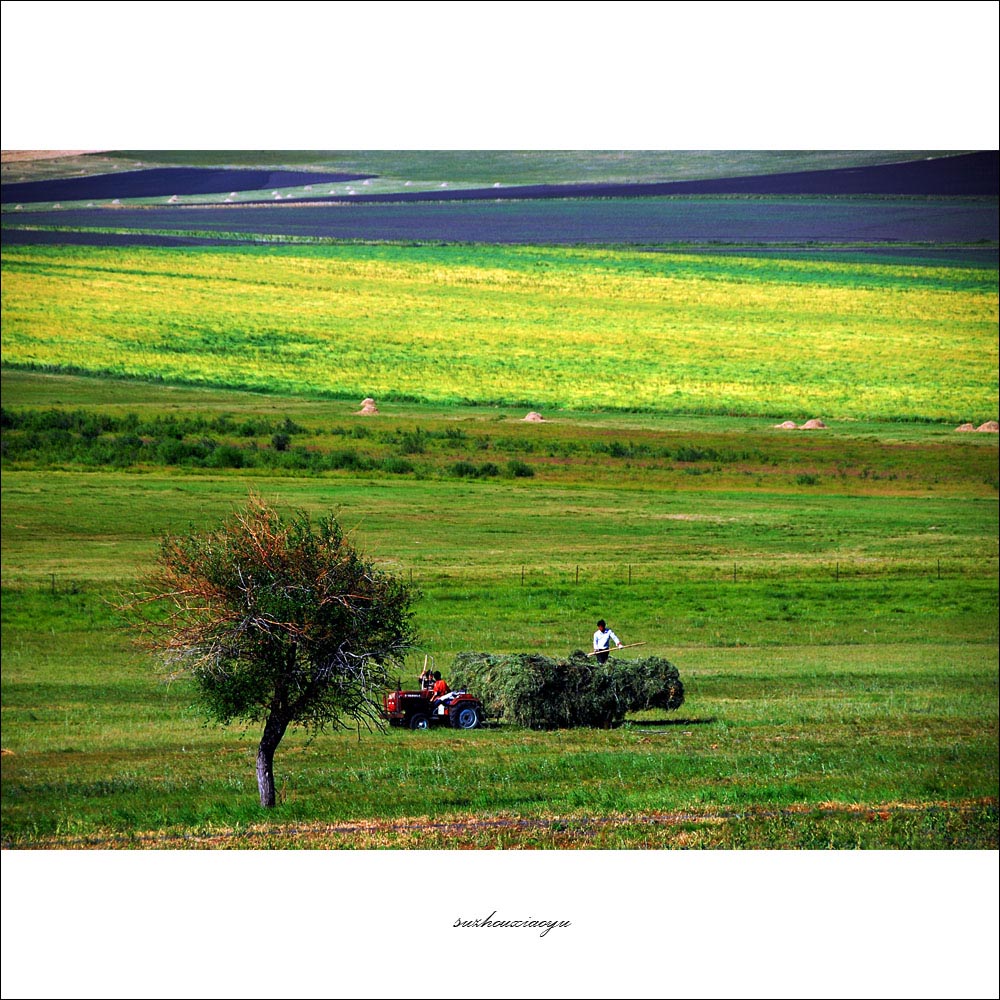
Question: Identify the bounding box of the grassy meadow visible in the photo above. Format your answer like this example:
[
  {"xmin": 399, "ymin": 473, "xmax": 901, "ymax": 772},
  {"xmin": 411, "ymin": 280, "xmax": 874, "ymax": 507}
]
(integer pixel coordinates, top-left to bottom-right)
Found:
[
  {"xmin": 1, "ymin": 367, "xmax": 996, "ymax": 848},
  {"xmin": 2, "ymin": 243, "xmax": 996, "ymax": 422},
  {"xmin": 2, "ymin": 167, "xmax": 997, "ymax": 849}
]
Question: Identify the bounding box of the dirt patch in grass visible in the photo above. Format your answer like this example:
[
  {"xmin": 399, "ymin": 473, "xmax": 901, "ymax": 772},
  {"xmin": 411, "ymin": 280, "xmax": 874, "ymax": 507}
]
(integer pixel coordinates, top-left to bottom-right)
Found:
[{"xmin": 10, "ymin": 798, "xmax": 995, "ymax": 850}]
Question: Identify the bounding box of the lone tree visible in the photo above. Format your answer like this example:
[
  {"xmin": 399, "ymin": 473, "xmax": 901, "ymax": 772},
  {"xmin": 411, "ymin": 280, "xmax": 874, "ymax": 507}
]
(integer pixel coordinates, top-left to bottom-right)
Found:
[{"xmin": 127, "ymin": 496, "xmax": 417, "ymax": 807}]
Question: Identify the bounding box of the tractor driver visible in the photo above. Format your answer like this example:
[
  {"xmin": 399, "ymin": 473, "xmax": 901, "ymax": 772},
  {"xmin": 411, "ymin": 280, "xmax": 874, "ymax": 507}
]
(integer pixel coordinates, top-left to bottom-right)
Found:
[{"xmin": 430, "ymin": 671, "xmax": 450, "ymax": 701}]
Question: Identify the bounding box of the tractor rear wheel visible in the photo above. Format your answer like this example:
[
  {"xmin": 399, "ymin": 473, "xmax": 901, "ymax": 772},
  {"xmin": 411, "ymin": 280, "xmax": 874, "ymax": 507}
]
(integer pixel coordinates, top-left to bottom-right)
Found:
[{"xmin": 451, "ymin": 704, "xmax": 481, "ymax": 730}]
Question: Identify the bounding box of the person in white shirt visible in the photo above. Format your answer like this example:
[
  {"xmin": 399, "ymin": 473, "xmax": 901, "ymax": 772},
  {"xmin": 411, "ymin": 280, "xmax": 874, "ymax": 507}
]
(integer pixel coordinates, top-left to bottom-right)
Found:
[{"xmin": 592, "ymin": 619, "xmax": 623, "ymax": 664}]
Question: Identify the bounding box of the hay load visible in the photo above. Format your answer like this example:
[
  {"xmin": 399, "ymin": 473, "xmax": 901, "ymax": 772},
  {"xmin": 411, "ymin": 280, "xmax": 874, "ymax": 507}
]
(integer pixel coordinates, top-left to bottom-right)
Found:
[
  {"xmin": 356, "ymin": 397, "xmax": 379, "ymax": 415},
  {"xmin": 976, "ymin": 420, "xmax": 999, "ymax": 433},
  {"xmin": 450, "ymin": 651, "xmax": 683, "ymax": 729},
  {"xmin": 774, "ymin": 419, "xmax": 828, "ymax": 430}
]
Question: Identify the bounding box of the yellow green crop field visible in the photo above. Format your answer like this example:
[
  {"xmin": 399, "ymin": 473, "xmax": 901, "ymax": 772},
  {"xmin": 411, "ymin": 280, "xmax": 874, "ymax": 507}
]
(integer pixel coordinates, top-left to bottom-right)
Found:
[{"xmin": 2, "ymin": 243, "xmax": 996, "ymax": 421}]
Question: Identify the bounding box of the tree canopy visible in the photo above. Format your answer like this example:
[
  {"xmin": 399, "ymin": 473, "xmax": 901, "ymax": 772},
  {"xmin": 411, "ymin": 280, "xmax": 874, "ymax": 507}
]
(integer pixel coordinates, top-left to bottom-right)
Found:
[{"xmin": 128, "ymin": 495, "xmax": 417, "ymax": 806}]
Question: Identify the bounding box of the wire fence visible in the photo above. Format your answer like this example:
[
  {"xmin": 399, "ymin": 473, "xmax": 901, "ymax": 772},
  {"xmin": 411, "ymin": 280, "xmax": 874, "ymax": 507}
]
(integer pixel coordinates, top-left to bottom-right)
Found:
[
  {"xmin": 25, "ymin": 555, "xmax": 1000, "ymax": 596},
  {"xmin": 401, "ymin": 556, "xmax": 1000, "ymax": 588}
]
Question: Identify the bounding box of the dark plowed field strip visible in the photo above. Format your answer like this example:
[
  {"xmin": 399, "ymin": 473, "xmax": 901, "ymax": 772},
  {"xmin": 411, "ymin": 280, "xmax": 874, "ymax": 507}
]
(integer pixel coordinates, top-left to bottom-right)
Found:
[{"xmin": 5, "ymin": 196, "xmax": 997, "ymax": 244}]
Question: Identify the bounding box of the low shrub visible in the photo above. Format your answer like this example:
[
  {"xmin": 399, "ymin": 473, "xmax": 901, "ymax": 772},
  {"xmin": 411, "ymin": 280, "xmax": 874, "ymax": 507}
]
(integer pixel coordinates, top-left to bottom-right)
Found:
[{"xmin": 505, "ymin": 459, "xmax": 535, "ymax": 478}]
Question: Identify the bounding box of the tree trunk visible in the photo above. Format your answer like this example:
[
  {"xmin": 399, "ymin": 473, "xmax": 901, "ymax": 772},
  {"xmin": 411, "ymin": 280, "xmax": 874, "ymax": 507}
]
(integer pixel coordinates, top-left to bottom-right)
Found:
[{"xmin": 256, "ymin": 711, "xmax": 290, "ymax": 808}]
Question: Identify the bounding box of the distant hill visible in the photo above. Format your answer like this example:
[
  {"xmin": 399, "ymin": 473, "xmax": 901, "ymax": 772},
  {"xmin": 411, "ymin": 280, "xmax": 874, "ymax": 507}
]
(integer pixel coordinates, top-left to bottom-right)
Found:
[
  {"xmin": 298, "ymin": 151, "xmax": 998, "ymax": 202},
  {"xmin": 4, "ymin": 152, "xmax": 993, "ymax": 206},
  {"xmin": 97, "ymin": 149, "xmax": 973, "ymax": 186}
]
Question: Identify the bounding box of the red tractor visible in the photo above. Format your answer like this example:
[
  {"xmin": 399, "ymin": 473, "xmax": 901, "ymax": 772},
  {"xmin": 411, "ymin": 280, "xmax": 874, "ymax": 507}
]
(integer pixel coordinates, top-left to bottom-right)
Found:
[{"xmin": 383, "ymin": 687, "xmax": 485, "ymax": 730}]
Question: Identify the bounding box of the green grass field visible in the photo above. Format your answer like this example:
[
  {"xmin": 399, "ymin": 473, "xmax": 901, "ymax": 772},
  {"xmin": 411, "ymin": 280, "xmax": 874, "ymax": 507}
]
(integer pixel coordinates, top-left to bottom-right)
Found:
[
  {"xmin": 2, "ymin": 176, "xmax": 997, "ymax": 849},
  {"xmin": 2, "ymin": 370, "xmax": 996, "ymax": 849},
  {"xmin": 2, "ymin": 243, "xmax": 996, "ymax": 421}
]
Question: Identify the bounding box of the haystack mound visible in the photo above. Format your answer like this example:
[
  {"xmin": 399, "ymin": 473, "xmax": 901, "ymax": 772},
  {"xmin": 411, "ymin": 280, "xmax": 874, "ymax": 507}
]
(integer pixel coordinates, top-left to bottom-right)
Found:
[
  {"xmin": 523, "ymin": 411, "xmax": 545, "ymax": 422},
  {"xmin": 976, "ymin": 420, "xmax": 999, "ymax": 433},
  {"xmin": 451, "ymin": 651, "xmax": 683, "ymax": 729},
  {"xmin": 356, "ymin": 397, "xmax": 379, "ymax": 415},
  {"xmin": 774, "ymin": 421, "xmax": 797, "ymax": 430},
  {"xmin": 799, "ymin": 418, "xmax": 827, "ymax": 430},
  {"xmin": 955, "ymin": 423, "xmax": 976, "ymax": 432}
]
